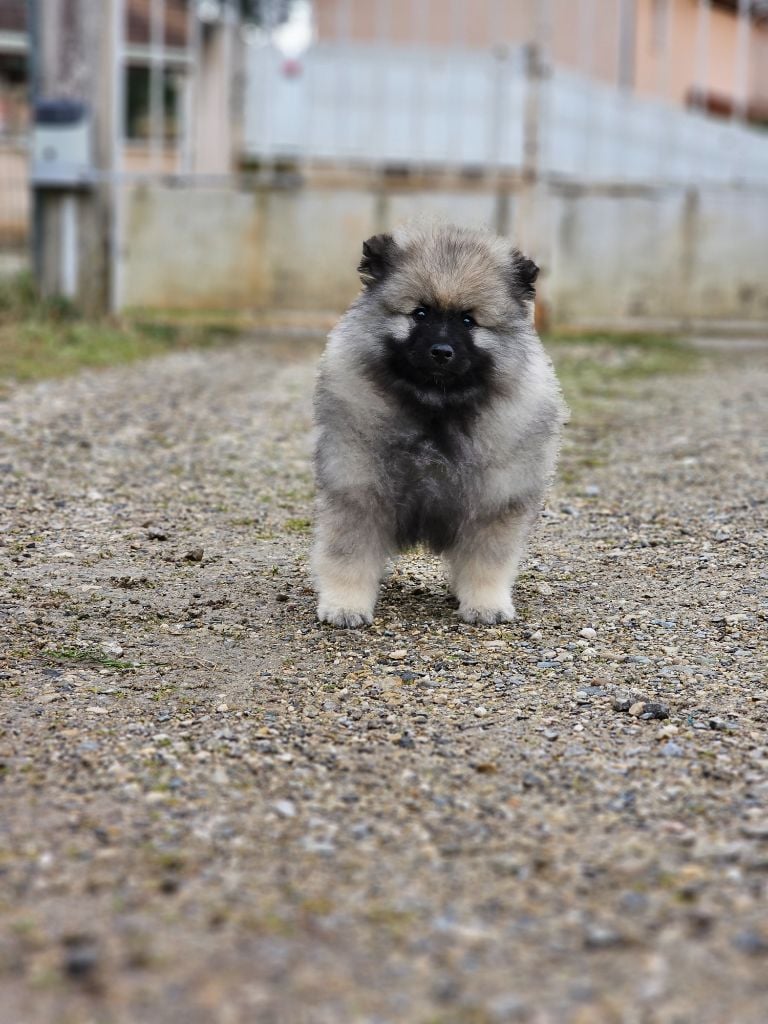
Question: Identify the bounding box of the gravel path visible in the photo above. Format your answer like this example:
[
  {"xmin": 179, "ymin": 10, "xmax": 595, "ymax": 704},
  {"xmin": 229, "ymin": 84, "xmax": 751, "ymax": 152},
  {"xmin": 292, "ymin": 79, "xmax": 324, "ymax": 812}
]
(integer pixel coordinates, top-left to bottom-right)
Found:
[{"xmin": 1, "ymin": 336, "xmax": 767, "ymax": 1024}]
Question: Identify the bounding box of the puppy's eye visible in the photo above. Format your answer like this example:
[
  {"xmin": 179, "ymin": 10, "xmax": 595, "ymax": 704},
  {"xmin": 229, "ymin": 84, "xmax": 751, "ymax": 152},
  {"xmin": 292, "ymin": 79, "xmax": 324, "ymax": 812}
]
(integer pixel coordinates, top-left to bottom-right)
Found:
[
  {"xmin": 462, "ymin": 312, "xmax": 476, "ymax": 327},
  {"xmin": 412, "ymin": 306, "xmax": 429, "ymax": 320}
]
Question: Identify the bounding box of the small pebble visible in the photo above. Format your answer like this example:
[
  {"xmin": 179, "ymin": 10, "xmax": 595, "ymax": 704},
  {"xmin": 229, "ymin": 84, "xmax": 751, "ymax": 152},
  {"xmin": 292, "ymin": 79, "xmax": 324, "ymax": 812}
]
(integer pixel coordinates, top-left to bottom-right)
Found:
[
  {"xmin": 642, "ymin": 703, "xmax": 670, "ymax": 720},
  {"xmin": 658, "ymin": 724, "xmax": 679, "ymax": 738},
  {"xmin": 62, "ymin": 934, "xmax": 100, "ymax": 981},
  {"xmin": 733, "ymin": 930, "xmax": 768, "ymax": 956},
  {"xmin": 740, "ymin": 821, "xmax": 768, "ymax": 841},
  {"xmin": 273, "ymin": 799, "xmax": 297, "ymax": 819},
  {"xmin": 584, "ymin": 924, "xmax": 623, "ymax": 949}
]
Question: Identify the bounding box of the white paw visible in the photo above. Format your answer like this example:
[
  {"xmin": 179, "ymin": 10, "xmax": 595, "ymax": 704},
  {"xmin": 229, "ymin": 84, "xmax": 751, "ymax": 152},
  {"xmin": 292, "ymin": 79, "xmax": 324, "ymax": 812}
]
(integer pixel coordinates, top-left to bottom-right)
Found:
[
  {"xmin": 458, "ymin": 602, "xmax": 516, "ymax": 625},
  {"xmin": 317, "ymin": 603, "xmax": 373, "ymax": 628}
]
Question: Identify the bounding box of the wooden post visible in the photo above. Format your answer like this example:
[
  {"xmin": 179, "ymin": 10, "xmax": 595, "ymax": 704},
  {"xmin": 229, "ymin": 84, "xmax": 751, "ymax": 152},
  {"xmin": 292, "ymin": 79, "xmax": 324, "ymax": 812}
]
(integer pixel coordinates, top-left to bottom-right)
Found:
[{"xmin": 30, "ymin": 0, "xmax": 121, "ymax": 315}]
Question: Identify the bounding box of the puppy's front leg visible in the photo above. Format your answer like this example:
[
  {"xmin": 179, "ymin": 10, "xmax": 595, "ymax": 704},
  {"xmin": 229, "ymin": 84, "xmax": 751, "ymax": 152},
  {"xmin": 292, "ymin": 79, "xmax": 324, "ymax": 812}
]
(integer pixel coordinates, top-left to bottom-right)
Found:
[
  {"xmin": 446, "ymin": 509, "xmax": 536, "ymax": 625},
  {"xmin": 312, "ymin": 497, "xmax": 392, "ymax": 627}
]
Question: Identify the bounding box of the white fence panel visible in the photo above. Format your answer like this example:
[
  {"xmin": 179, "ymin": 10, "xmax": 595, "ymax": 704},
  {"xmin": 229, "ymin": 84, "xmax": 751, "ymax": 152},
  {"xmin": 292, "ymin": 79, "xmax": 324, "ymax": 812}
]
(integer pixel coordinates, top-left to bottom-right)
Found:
[
  {"xmin": 244, "ymin": 43, "xmax": 528, "ymax": 170},
  {"xmin": 544, "ymin": 67, "xmax": 768, "ymax": 186}
]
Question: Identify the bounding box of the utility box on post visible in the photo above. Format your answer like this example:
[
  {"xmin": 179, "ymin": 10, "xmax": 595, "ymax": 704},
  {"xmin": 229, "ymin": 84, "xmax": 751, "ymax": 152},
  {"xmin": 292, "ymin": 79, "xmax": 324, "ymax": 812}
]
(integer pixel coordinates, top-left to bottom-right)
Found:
[
  {"xmin": 31, "ymin": 99, "xmax": 94, "ymax": 300},
  {"xmin": 31, "ymin": 0, "xmax": 121, "ymax": 315},
  {"xmin": 32, "ymin": 99, "xmax": 93, "ymax": 187}
]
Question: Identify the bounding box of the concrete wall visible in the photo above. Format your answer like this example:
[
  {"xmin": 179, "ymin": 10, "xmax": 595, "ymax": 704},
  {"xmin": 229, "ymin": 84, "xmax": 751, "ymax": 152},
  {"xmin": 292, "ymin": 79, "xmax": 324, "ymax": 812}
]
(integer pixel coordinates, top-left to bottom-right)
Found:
[
  {"xmin": 548, "ymin": 184, "xmax": 768, "ymax": 326},
  {"xmin": 121, "ymin": 185, "xmax": 502, "ymax": 313},
  {"xmin": 123, "ymin": 186, "xmax": 269, "ymax": 309},
  {"xmin": 121, "ymin": 180, "xmax": 768, "ymax": 329},
  {"xmin": 122, "ymin": 185, "xmax": 380, "ymax": 311}
]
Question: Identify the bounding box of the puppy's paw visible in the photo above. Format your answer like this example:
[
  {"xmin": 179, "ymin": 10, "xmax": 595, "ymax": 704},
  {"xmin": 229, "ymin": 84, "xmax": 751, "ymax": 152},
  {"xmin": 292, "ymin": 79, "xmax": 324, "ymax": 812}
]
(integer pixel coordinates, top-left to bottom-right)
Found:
[
  {"xmin": 458, "ymin": 602, "xmax": 516, "ymax": 626},
  {"xmin": 317, "ymin": 603, "xmax": 373, "ymax": 628}
]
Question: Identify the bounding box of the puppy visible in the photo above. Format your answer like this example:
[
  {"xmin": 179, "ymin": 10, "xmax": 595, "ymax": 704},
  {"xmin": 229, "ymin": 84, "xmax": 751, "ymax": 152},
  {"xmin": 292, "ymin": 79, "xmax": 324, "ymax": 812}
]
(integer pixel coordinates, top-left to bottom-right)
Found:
[{"xmin": 312, "ymin": 222, "xmax": 564, "ymax": 626}]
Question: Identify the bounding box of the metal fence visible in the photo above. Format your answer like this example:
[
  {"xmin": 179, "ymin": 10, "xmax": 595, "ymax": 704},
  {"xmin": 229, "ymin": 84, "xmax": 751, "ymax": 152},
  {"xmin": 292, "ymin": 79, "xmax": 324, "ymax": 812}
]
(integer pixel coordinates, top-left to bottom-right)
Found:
[{"xmin": 244, "ymin": 38, "xmax": 768, "ymax": 185}]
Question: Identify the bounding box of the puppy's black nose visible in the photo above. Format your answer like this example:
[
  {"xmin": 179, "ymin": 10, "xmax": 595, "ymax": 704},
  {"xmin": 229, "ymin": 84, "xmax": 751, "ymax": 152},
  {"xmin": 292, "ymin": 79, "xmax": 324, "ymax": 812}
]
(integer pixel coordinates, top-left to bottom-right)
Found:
[{"xmin": 430, "ymin": 343, "xmax": 454, "ymax": 365}]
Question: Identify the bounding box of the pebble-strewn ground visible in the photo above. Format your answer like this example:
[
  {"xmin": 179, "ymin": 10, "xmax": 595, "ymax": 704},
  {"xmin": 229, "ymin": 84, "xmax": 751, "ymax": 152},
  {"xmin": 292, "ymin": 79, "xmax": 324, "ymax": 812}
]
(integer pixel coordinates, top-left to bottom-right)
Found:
[{"xmin": 0, "ymin": 335, "xmax": 766, "ymax": 1024}]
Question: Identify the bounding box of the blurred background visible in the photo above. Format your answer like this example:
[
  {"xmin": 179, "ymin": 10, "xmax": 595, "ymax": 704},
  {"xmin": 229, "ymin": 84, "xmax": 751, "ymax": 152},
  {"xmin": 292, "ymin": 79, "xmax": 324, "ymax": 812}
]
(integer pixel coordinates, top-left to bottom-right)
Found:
[{"xmin": 1, "ymin": 0, "xmax": 767, "ymax": 330}]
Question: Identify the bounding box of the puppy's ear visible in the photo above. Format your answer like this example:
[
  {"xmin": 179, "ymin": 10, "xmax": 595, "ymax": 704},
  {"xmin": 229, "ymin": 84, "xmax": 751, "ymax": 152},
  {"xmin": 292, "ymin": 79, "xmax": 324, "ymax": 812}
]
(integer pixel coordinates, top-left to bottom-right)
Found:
[
  {"xmin": 358, "ymin": 233, "xmax": 397, "ymax": 286},
  {"xmin": 510, "ymin": 250, "xmax": 539, "ymax": 298}
]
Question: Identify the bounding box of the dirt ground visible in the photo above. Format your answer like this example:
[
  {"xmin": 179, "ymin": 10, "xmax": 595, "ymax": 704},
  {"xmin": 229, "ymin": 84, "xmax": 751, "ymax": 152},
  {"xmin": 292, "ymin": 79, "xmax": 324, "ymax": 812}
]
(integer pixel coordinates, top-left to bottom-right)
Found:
[{"xmin": 1, "ymin": 334, "xmax": 767, "ymax": 1024}]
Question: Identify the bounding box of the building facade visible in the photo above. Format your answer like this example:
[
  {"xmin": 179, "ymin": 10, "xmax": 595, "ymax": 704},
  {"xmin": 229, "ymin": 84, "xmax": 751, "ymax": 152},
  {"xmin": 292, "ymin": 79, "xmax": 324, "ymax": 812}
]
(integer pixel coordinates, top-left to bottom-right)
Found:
[{"xmin": 313, "ymin": 0, "xmax": 768, "ymax": 123}]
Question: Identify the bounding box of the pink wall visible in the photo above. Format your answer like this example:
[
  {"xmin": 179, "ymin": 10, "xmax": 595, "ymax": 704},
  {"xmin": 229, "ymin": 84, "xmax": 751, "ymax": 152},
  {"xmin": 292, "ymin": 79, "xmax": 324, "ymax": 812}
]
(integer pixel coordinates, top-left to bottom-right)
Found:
[
  {"xmin": 314, "ymin": 0, "xmax": 768, "ymax": 112},
  {"xmin": 634, "ymin": 0, "xmax": 768, "ymax": 110},
  {"xmin": 314, "ymin": 0, "xmax": 622, "ymax": 84}
]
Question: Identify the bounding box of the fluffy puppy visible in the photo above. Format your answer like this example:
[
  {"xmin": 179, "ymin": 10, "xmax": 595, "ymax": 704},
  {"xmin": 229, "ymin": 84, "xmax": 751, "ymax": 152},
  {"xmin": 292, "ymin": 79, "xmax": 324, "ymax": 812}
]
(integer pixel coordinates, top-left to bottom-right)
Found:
[{"xmin": 312, "ymin": 222, "xmax": 564, "ymax": 626}]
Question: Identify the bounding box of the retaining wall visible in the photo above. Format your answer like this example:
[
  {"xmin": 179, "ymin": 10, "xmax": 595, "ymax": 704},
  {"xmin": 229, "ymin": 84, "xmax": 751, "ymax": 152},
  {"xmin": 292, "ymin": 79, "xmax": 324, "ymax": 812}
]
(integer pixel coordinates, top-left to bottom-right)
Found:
[{"xmin": 121, "ymin": 180, "xmax": 768, "ymax": 329}]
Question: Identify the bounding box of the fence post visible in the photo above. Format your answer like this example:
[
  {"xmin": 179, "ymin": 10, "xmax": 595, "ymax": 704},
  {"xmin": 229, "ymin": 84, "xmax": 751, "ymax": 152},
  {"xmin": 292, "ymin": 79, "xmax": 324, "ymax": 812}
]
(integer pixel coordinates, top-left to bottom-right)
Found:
[
  {"xmin": 517, "ymin": 1, "xmax": 552, "ymax": 325},
  {"xmin": 490, "ymin": 44, "xmax": 511, "ymax": 237},
  {"xmin": 30, "ymin": 0, "xmax": 121, "ymax": 315},
  {"xmin": 192, "ymin": 7, "xmax": 237, "ymax": 175},
  {"xmin": 732, "ymin": 0, "xmax": 751, "ymax": 123}
]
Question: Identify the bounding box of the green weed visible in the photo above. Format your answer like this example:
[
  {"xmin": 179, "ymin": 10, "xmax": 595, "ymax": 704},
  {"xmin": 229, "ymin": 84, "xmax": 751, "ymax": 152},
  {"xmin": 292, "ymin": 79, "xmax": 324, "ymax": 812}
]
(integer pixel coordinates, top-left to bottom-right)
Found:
[{"xmin": 44, "ymin": 646, "xmax": 135, "ymax": 671}]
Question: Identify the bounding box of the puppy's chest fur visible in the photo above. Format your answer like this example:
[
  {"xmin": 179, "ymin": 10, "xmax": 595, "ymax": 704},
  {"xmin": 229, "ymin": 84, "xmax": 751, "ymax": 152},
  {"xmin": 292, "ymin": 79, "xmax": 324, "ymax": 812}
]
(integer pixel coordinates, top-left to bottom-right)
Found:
[{"xmin": 385, "ymin": 419, "xmax": 476, "ymax": 553}]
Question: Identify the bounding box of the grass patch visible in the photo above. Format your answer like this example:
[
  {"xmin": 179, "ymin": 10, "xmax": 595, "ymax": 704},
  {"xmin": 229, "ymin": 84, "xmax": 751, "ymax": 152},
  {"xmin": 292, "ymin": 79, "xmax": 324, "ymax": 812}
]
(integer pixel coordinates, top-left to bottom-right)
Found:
[
  {"xmin": 0, "ymin": 272, "xmax": 240, "ymax": 385},
  {"xmin": 44, "ymin": 646, "xmax": 135, "ymax": 671},
  {"xmin": 284, "ymin": 517, "xmax": 312, "ymax": 534},
  {"xmin": 544, "ymin": 331, "xmax": 699, "ymax": 409},
  {"xmin": 542, "ymin": 332, "xmax": 699, "ymax": 487}
]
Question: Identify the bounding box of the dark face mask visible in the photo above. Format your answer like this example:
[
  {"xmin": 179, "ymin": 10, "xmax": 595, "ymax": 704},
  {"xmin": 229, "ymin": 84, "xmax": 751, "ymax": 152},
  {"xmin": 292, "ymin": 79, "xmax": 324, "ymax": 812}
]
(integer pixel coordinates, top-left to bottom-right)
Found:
[{"xmin": 398, "ymin": 305, "xmax": 480, "ymax": 384}]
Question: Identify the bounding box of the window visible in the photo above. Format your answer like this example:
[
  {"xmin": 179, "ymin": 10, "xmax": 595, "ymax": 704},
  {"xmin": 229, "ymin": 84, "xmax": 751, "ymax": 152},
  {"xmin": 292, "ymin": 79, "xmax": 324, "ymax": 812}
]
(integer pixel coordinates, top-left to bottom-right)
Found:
[
  {"xmin": 0, "ymin": 53, "xmax": 28, "ymax": 139},
  {"xmin": 125, "ymin": 64, "xmax": 181, "ymax": 142}
]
